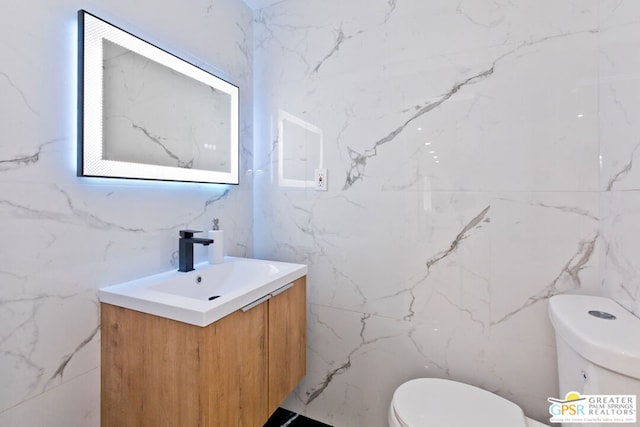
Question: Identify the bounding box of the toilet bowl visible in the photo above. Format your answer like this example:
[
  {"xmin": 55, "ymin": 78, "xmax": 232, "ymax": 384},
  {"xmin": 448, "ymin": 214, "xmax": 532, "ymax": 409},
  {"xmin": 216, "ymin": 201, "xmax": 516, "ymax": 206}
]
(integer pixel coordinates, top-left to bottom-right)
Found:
[{"xmin": 388, "ymin": 378, "xmax": 548, "ymax": 427}]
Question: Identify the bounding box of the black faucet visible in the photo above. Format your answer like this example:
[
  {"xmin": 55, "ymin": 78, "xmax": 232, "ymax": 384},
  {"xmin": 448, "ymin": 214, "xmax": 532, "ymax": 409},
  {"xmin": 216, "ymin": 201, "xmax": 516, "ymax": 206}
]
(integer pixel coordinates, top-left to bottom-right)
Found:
[{"xmin": 178, "ymin": 229, "xmax": 214, "ymax": 272}]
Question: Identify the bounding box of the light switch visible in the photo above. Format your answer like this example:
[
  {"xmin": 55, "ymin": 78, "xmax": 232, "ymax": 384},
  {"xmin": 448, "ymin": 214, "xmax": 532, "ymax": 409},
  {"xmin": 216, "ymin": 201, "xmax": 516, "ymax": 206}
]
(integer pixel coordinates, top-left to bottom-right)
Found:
[{"xmin": 314, "ymin": 168, "xmax": 327, "ymax": 191}]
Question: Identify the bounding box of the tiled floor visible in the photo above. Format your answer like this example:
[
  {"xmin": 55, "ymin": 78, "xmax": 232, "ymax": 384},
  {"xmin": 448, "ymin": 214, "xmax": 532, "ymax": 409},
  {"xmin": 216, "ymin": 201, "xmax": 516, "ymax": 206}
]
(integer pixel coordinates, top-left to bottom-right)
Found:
[{"xmin": 263, "ymin": 408, "xmax": 333, "ymax": 427}]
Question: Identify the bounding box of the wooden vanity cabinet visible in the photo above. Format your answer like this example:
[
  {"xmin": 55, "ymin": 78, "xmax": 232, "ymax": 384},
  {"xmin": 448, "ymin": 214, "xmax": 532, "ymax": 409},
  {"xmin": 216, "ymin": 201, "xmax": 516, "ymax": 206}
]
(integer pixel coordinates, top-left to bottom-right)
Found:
[{"xmin": 101, "ymin": 276, "xmax": 306, "ymax": 427}]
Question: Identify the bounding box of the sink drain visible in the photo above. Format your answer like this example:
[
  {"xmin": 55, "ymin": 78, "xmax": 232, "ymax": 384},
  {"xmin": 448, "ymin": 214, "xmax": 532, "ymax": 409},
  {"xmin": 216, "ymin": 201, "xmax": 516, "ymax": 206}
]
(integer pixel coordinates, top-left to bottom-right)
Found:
[
  {"xmin": 208, "ymin": 295, "xmax": 220, "ymax": 301},
  {"xmin": 588, "ymin": 310, "xmax": 616, "ymax": 320}
]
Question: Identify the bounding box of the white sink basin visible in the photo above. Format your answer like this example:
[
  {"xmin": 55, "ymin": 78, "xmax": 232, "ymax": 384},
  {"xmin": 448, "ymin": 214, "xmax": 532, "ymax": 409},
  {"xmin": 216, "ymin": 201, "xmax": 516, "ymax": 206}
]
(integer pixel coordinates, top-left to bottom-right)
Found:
[{"xmin": 99, "ymin": 257, "xmax": 307, "ymax": 326}]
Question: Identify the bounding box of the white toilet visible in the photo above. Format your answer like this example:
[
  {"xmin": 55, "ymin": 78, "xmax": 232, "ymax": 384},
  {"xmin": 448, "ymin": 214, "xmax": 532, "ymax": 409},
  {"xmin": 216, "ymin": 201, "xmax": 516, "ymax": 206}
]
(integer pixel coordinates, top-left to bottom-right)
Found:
[
  {"xmin": 388, "ymin": 377, "xmax": 547, "ymax": 426},
  {"xmin": 550, "ymin": 294, "xmax": 640, "ymax": 426},
  {"xmin": 388, "ymin": 294, "xmax": 640, "ymax": 427}
]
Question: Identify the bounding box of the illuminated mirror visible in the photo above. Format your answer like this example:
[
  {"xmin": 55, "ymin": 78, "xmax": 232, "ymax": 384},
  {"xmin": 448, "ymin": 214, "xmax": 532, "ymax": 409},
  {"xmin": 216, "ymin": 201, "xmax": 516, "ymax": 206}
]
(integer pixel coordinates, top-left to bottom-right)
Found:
[{"xmin": 78, "ymin": 10, "xmax": 239, "ymax": 184}]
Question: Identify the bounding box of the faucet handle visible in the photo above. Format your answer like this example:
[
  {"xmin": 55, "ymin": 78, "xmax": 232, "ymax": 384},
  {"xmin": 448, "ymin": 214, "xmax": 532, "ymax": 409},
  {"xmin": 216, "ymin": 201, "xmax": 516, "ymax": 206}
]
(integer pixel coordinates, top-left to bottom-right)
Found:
[{"xmin": 179, "ymin": 229, "xmax": 203, "ymax": 239}]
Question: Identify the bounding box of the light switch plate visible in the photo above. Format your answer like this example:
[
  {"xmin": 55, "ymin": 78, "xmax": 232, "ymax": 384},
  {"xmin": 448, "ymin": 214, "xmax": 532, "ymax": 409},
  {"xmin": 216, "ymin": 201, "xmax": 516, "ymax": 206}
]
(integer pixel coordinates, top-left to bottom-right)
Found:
[{"xmin": 314, "ymin": 168, "xmax": 327, "ymax": 191}]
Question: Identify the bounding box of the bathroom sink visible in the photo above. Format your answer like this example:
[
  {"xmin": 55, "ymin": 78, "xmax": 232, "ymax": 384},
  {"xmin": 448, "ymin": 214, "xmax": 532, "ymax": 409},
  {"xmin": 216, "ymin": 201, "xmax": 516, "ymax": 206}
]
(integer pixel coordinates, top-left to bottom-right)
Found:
[{"xmin": 99, "ymin": 257, "xmax": 307, "ymax": 326}]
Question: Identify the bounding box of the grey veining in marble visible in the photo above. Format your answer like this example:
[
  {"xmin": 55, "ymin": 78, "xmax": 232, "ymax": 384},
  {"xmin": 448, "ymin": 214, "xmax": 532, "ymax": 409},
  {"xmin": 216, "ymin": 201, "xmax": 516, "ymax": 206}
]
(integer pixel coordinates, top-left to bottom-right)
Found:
[
  {"xmin": 606, "ymin": 142, "xmax": 640, "ymax": 191},
  {"xmin": 492, "ymin": 231, "xmax": 599, "ymax": 326},
  {"xmin": 0, "ymin": 139, "xmax": 61, "ymax": 172},
  {"xmin": 0, "ymin": 71, "xmax": 39, "ymax": 116},
  {"xmin": 5, "ymin": 1, "xmax": 640, "ymax": 426},
  {"xmin": 254, "ymin": 1, "xmax": 605, "ymax": 426},
  {"xmin": 0, "ymin": 0, "xmax": 254, "ymax": 424}
]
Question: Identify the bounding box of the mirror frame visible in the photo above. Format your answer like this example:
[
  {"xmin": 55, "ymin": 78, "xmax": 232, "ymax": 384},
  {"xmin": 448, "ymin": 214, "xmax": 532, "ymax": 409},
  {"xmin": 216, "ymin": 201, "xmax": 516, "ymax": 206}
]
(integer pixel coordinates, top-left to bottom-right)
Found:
[{"xmin": 77, "ymin": 10, "xmax": 239, "ymax": 184}]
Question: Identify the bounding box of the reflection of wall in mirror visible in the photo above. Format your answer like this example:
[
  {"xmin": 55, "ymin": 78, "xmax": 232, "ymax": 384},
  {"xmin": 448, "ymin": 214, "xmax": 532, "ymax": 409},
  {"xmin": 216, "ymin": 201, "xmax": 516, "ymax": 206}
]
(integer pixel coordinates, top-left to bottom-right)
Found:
[
  {"xmin": 102, "ymin": 40, "xmax": 232, "ymax": 172},
  {"xmin": 278, "ymin": 110, "xmax": 323, "ymax": 188}
]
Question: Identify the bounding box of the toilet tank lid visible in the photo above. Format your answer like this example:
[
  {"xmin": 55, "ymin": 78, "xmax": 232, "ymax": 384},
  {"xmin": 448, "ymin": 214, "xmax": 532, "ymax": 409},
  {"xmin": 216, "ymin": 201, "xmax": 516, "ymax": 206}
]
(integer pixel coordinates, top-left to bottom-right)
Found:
[{"xmin": 549, "ymin": 294, "xmax": 640, "ymax": 380}]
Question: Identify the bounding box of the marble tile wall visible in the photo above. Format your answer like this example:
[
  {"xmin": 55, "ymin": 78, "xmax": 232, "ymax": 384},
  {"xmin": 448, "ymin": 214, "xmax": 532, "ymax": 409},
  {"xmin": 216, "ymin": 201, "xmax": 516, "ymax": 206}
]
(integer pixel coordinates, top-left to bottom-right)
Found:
[
  {"xmin": 0, "ymin": 0, "xmax": 253, "ymax": 425},
  {"xmin": 599, "ymin": 1, "xmax": 640, "ymax": 315},
  {"xmin": 2, "ymin": 0, "xmax": 639, "ymax": 426},
  {"xmin": 253, "ymin": 1, "xmax": 605, "ymax": 425}
]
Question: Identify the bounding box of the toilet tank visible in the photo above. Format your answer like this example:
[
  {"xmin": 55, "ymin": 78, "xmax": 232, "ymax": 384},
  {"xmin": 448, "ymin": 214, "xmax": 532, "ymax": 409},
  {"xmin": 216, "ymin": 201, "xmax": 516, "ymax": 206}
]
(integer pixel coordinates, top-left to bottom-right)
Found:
[{"xmin": 549, "ymin": 295, "xmax": 640, "ymax": 398}]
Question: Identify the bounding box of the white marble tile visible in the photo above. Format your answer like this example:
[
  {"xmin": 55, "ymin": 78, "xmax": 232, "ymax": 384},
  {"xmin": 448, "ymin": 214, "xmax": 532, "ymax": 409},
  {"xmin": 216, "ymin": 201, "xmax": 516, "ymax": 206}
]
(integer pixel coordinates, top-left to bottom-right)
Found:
[
  {"xmin": 253, "ymin": 2, "xmax": 607, "ymax": 426},
  {"xmin": 0, "ymin": 0, "xmax": 253, "ymax": 420},
  {"xmin": 282, "ymin": 304, "xmax": 422, "ymax": 427},
  {"xmin": 5, "ymin": 0, "xmax": 640, "ymax": 426},
  {"xmin": 599, "ymin": 20, "xmax": 640, "ymax": 190},
  {"xmin": 255, "ymin": 16, "xmax": 599, "ymax": 193},
  {"xmin": 600, "ymin": 0, "xmax": 640, "ymax": 28},
  {"xmin": 254, "ymin": 0, "xmax": 598, "ymax": 83},
  {"xmin": 484, "ymin": 342, "xmax": 559, "ymax": 423},
  {"xmin": 282, "ymin": 302, "xmax": 560, "ymax": 427},
  {"xmin": 254, "ymin": 189, "xmax": 493, "ymax": 320},
  {"xmin": 0, "ymin": 288, "xmax": 99, "ymax": 411},
  {"xmin": 489, "ymin": 192, "xmax": 600, "ymax": 334},
  {"xmin": 256, "ymin": 191, "xmax": 598, "ymax": 425},
  {"xmin": 0, "ymin": 368, "xmax": 99, "ymax": 427},
  {"xmin": 598, "ymin": 1, "xmax": 640, "ymax": 313},
  {"xmin": 600, "ymin": 191, "xmax": 640, "ymax": 314}
]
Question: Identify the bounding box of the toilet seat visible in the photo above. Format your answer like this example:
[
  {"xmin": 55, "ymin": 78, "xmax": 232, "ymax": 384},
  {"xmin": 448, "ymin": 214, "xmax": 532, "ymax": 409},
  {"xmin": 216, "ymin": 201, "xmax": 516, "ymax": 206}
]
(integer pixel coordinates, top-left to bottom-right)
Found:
[{"xmin": 390, "ymin": 378, "xmax": 527, "ymax": 427}]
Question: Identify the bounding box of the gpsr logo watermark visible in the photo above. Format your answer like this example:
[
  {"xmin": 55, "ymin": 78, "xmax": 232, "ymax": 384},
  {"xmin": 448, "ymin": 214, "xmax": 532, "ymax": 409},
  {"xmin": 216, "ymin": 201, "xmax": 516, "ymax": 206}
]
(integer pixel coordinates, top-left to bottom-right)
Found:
[{"xmin": 548, "ymin": 391, "xmax": 636, "ymax": 423}]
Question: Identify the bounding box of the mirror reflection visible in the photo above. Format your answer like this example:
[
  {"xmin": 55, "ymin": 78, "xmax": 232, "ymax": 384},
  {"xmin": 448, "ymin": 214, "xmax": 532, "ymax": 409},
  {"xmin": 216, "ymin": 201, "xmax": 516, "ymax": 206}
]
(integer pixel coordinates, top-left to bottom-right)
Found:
[
  {"xmin": 103, "ymin": 40, "xmax": 232, "ymax": 172},
  {"xmin": 278, "ymin": 110, "xmax": 323, "ymax": 188}
]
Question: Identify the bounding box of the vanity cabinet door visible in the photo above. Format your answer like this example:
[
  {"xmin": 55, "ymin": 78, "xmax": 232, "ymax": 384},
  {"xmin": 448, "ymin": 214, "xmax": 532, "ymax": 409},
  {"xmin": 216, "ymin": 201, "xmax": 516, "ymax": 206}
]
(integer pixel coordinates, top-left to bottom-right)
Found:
[
  {"xmin": 201, "ymin": 300, "xmax": 269, "ymax": 427},
  {"xmin": 268, "ymin": 276, "xmax": 307, "ymax": 414},
  {"xmin": 101, "ymin": 301, "xmax": 269, "ymax": 427},
  {"xmin": 101, "ymin": 303, "xmax": 203, "ymax": 427}
]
